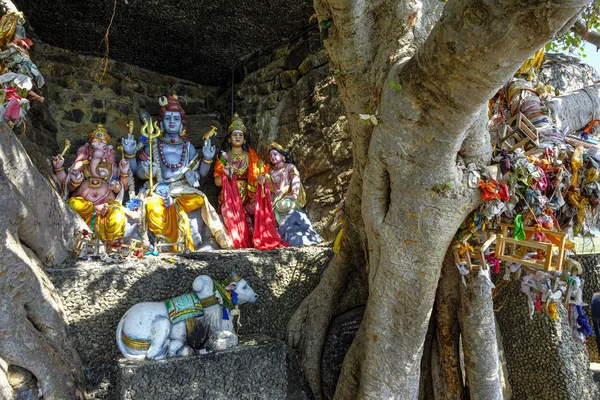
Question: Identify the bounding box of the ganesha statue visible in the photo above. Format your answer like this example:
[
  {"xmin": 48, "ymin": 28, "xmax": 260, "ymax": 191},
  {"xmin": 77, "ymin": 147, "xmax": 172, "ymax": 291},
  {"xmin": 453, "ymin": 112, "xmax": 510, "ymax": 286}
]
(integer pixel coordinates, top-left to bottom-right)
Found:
[
  {"xmin": 52, "ymin": 124, "xmax": 129, "ymax": 241},
  {"xmin": 122, "ymin": 94, "xmax": 233, "ymax": 252}
]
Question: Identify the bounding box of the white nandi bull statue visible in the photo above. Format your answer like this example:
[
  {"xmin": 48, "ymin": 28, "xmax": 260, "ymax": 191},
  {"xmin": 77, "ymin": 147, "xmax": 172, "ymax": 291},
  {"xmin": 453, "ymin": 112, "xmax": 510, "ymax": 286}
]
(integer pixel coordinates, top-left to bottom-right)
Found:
[{"xmin": 116, "ymin": 273, "xmax": 258, "ymax": 360}]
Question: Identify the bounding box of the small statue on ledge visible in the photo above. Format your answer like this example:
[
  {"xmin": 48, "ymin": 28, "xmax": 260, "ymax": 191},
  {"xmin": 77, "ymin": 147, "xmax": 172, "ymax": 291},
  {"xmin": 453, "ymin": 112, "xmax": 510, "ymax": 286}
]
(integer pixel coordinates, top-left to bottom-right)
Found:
[
  {"xmin": 116, "ymin": 273, "xmax": 258, "ymax": 360},
  {"xmin": 263, "ymin": 142, "xmax": 322, "ymax": 246},
  {"xmin": 51, "ymin": 124, "xmax": 129, "ymax": 241},
  {"xmin": 214, "ymin": 114, "xmax": 288, "ymax": 249},
  {"xmin": 122, "ymin": 94, "xmax": 233, "ymax": 252}
]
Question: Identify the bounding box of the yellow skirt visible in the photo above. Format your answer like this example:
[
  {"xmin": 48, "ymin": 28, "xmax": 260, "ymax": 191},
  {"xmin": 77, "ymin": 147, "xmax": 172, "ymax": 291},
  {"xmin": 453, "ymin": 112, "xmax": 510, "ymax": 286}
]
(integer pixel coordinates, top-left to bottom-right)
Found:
[
  {"xmin": 146, "ymin": 193, "xmax": 205, "ymax": 251},
  {"xmin": 68, "ymin": 197, "xmax": 127, "ymax": 241}
]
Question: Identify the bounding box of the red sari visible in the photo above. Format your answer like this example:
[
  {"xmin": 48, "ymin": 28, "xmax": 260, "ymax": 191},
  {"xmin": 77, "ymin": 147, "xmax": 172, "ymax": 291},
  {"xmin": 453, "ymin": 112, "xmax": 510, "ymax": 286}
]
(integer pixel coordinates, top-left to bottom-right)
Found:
[{"xmin": 215, "ymin": 148, "xmax": 287, "ymax": 249}]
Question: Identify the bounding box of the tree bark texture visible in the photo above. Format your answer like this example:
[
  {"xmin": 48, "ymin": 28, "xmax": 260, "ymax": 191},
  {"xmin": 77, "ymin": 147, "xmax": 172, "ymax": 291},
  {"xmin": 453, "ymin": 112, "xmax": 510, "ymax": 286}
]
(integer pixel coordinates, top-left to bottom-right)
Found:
[
  {"xmin": 458, "ymin": 270, "xmax": 502, "ymax": 400},
  {"xmin": 495, "ymin": 280, "xmax": 597, "ymax": 399},
  {"xmin": 0, "ymin": 128, "xmax": 86, "ymax": 399},
  {"xmin": 548, "ymin": 83, "xmax": 600, "ymax": 133},
  {"xmin": 287, "ymin": 171, "xmax": 368, "ymax": 399},
  {"xmin": 432, "ymin": 251, "xmax": 464, "ymax": 400},
  {"xmin": 305, "ymin": 0, "xmax": 587, "ymax": 399}
]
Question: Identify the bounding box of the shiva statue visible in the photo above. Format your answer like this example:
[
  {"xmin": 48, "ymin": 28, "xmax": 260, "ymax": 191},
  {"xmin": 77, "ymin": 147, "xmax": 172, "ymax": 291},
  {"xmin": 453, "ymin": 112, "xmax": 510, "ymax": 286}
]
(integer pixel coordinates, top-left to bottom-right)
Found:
[
  {"xmin": 264, "ymin": 142, "xmax": 322, "ymax": 246},
  {"xmin": 52, "ymin": 124, "xmax": 129, "ymax": 241},
  {"xmin": 122, "ymin": 94, "xmax": 232, "ymax": 252}
]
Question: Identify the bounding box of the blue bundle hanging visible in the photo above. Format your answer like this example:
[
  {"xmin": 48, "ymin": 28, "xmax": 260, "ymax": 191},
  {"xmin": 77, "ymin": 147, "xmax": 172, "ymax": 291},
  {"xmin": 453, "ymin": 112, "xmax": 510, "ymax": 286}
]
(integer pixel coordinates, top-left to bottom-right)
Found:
[{"xmin": 576, "ymin": 305, "xmax": 594, "ymax": 337}]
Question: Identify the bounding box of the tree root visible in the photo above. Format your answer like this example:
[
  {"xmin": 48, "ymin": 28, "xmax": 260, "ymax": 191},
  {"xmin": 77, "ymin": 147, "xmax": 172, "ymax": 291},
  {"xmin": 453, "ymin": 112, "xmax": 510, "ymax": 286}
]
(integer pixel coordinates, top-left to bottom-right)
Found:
[
  {"xmin": 0, "ymin": 173, "xmax": 85, "ymax": 399},
  {"xmin": 287, "ymin": 248, "xmax": 365, "ymax": 399},
  {"xmin": 433, "ymin": 250, "xmax": 464, "ymax": 399}
]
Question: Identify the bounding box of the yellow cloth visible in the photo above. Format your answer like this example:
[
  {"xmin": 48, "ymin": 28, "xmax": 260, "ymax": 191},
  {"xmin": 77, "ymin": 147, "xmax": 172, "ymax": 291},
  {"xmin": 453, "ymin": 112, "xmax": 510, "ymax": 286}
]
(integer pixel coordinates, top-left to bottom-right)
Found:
[
  {"xmin": 146, "ymin": 187, "xmax": 233, "ymax": 251},
  {"xmin": 146, "ymin": 194, "xmax": 193, "ymax": 251},
  {"xmin": 333, "ymin": 227, "xmax": 344, "ymax": 254},
  {"xmin": 68, "ymin": 197, "xmax": 127, "ymax": 241}
]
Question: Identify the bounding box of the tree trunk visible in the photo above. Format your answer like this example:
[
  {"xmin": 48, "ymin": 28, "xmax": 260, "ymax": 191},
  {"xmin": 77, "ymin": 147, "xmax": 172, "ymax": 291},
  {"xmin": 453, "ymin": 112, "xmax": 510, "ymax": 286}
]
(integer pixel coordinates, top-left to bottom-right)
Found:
[
  {"xmin": 0, "ymin": 128, "xmax": 86, "ymax": 399},
  {"xmin": 458, "ymin": 270, "xmax": 502, "ymax": 400},
  {"xmin": 304, "ymin": 0, "xmax": 586, "ymax": 398},
  {"xmin": 287, "ymin": 168, "xmax": 368, "ymax": 399},
  {"xmin": 433, "ymin": 251, "xmax": 464, "ymax": 399}
]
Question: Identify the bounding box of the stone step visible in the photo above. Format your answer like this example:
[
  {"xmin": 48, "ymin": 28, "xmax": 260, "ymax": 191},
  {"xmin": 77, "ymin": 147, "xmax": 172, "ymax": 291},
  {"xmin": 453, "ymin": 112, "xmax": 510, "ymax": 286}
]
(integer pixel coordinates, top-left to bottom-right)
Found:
[
  {"xmin": 117, "ymin": 335, "xmax": 313, "ymax": 400},
  {"xmin": 46, "ymin": 245, "xmax": 332, "ymax": 399}
]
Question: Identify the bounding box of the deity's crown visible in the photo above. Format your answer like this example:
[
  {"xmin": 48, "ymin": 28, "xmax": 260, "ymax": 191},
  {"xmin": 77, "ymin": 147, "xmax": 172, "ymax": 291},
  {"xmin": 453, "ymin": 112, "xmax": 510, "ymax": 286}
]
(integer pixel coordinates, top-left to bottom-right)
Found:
[
  {"xmin": 88, "ymin": 123, "xmax": 110, "ymax": 145},
  {"xmin": 228, "ymin": 113, "xmax": 246, "ymax": 134},
  {"xmin": 159, "ymin": 94, "xmax": 178, "ymax": 107},
  {"xmin": 269, "ymin": 142, "xmax": 284, "ymax": 152}
]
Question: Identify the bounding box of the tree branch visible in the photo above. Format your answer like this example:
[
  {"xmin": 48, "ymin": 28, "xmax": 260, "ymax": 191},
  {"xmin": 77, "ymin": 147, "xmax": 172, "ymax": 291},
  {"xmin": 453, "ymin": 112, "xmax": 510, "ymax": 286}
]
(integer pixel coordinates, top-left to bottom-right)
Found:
[
  {"xmin": 397, "ymin": 0, "xmax": 589, "ymax": 146},
  {"xmin": 572, "ymin": 18, "xmax": 600, "ymax": 49}
]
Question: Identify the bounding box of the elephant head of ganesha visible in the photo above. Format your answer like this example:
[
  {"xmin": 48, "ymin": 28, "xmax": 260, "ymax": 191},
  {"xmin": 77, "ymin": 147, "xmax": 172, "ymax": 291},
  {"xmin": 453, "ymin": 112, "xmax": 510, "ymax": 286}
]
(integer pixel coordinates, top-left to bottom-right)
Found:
[{"xmin": 72, "ymin": 124, "xmax": 117, "ymax": 178}]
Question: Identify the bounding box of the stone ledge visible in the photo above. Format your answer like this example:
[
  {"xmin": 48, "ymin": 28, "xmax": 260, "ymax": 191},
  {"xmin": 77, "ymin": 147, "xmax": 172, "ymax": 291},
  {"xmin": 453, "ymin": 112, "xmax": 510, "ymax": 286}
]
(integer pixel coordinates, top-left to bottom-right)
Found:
[
  {"xmin": 47, "ymin": 245, "xmax": 332, "ymax": 398},
  {"xmin": 116, "ymin": 335, "xmax": 313, "ymax": 400}
]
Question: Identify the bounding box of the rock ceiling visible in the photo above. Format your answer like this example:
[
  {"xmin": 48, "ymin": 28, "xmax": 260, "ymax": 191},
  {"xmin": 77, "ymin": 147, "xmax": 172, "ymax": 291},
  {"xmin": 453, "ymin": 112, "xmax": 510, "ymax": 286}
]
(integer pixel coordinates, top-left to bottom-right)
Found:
[{"xmin": 16, "ymin": 0, "xmax": 315, "ymax": 85}]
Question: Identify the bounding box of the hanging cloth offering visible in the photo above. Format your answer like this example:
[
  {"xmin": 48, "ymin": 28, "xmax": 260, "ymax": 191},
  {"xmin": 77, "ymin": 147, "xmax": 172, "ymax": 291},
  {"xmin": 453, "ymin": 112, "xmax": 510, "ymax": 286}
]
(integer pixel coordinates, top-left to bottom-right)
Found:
[
  {"xmin": 513, "ymin": 214, "xmax": 526, "ymax": 241},
  {"xmin": 3, "ymin": 87, "xmax": 21, "ymax": 121},
  {"xmin": 571, "ymin": 146, "xmax": 584, "ymax": 186},
  {"xmin": 253, "ymin": 182, "xmax": 289, "ymax": 250},
  {"xmin": 222, "ymin": 173, "xmax": 251, "ymax": 248}
]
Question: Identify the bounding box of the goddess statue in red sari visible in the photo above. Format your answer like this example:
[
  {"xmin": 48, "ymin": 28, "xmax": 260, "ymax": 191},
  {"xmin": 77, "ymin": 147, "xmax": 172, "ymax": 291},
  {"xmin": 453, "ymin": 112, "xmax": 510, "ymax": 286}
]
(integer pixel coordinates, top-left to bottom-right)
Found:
[{"xmin": 214, "ymin": 114, "xmax": 286, "ymax": 249}]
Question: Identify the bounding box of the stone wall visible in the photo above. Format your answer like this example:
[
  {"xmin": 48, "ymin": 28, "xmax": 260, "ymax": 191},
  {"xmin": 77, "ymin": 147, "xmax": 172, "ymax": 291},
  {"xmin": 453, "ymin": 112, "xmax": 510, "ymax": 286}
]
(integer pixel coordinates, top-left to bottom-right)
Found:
[
  {"xmin": 117, "ymin": 335, "xmax": 313, "ymax": 400},
  {"xmin": 28, "ymin": 32, "xmax": 350, "ymax": 240},
  {"xmin": 29, "ymin": 41, "xmax": 226, "ymax": 201},
  {"xmin": 47, "ymin": 246, "xmax": 332, "ymax": 399},
  {"xmin": 217, "ymin": 29, "xmax": 351, "ymax": 240},
  {"xmin": 494, "ymin": 278, "xmax": 597, "ymax": 399},
  {"xmin": 32, "ymin": 42, "xmax": 223, "ymax": 153}
]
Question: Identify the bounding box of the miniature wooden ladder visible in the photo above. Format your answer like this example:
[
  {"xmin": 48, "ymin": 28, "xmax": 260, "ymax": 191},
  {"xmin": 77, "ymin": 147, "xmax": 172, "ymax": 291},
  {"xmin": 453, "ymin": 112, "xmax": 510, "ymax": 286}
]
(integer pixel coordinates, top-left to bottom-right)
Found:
[
  {"xmin": 72, "ymin": 229, "xmax": 106, "ymax": 257},
  {"xmin": 154, "ymin": 241, "xmax": 186, "ymax": 254},
  {"xmin": 452, "ymin": 233, "xmax": 497, "ymax": 271},
  {"xmin": 498, "ymin": 112, "xmax": 539, "ymax": 155},
  {"xmin": 495, "ymin": 223, "xmax": 567, "ymax": 271}
]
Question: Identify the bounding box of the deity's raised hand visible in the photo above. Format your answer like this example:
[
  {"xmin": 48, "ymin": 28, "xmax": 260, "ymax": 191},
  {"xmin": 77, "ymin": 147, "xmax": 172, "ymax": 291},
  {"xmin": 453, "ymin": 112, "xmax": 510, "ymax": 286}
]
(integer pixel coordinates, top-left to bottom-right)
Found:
[
  {"xmin": 121, "ymin": 133, "xmax": 137, "ymax": 156},
  {"xmin": 119, "ymin": 158, "xmax": 130, "ymax": 174},
  {"xmin": 140, "ymin": 159, "xmax": 151, "ymax": 176},
  {"xmin": 202, "ymin": 138, "xmax": 216, "ymax": 161},
  {"xmin": 51, "ymin": 155, "xmax": 64, "ymax": 169}
]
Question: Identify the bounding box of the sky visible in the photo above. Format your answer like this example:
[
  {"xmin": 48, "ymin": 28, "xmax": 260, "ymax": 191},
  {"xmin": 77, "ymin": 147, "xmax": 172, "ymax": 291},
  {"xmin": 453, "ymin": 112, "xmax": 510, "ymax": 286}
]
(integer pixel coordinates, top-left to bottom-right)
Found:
[{"xmin": 572, "ymin": 42, "xmax": 600, "ymax": 73}]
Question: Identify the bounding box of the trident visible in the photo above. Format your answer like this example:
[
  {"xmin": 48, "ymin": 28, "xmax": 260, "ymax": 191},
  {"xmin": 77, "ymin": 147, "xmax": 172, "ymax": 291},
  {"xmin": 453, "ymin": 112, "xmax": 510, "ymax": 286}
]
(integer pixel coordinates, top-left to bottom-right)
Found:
[{"xmin": 140, "ymin": 116, "xmax": 162, "ymax": 195}]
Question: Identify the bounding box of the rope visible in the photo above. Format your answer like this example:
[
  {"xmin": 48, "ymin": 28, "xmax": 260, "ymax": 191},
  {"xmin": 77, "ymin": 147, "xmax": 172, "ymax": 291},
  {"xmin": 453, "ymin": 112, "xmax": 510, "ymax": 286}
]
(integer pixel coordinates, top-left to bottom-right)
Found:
[
  {"xmin": 581, "ymin": 86, "xmax": 598, "ymax": 121},
  {"xmin": 98, "ymin": 0, "xmax": 118, "ymax": 82}
]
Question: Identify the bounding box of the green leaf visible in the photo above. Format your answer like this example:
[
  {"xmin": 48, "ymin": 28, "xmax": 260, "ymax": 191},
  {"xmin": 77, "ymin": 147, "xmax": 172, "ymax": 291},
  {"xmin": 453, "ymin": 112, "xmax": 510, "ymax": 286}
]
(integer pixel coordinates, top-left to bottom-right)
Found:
[
  {"xmin": 320, "ymin": 19, "xmax": 333, "ymax": 29},
  {"xmin": 389, "ymin": 81, "xmax": 403, "ymax": 91}
]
